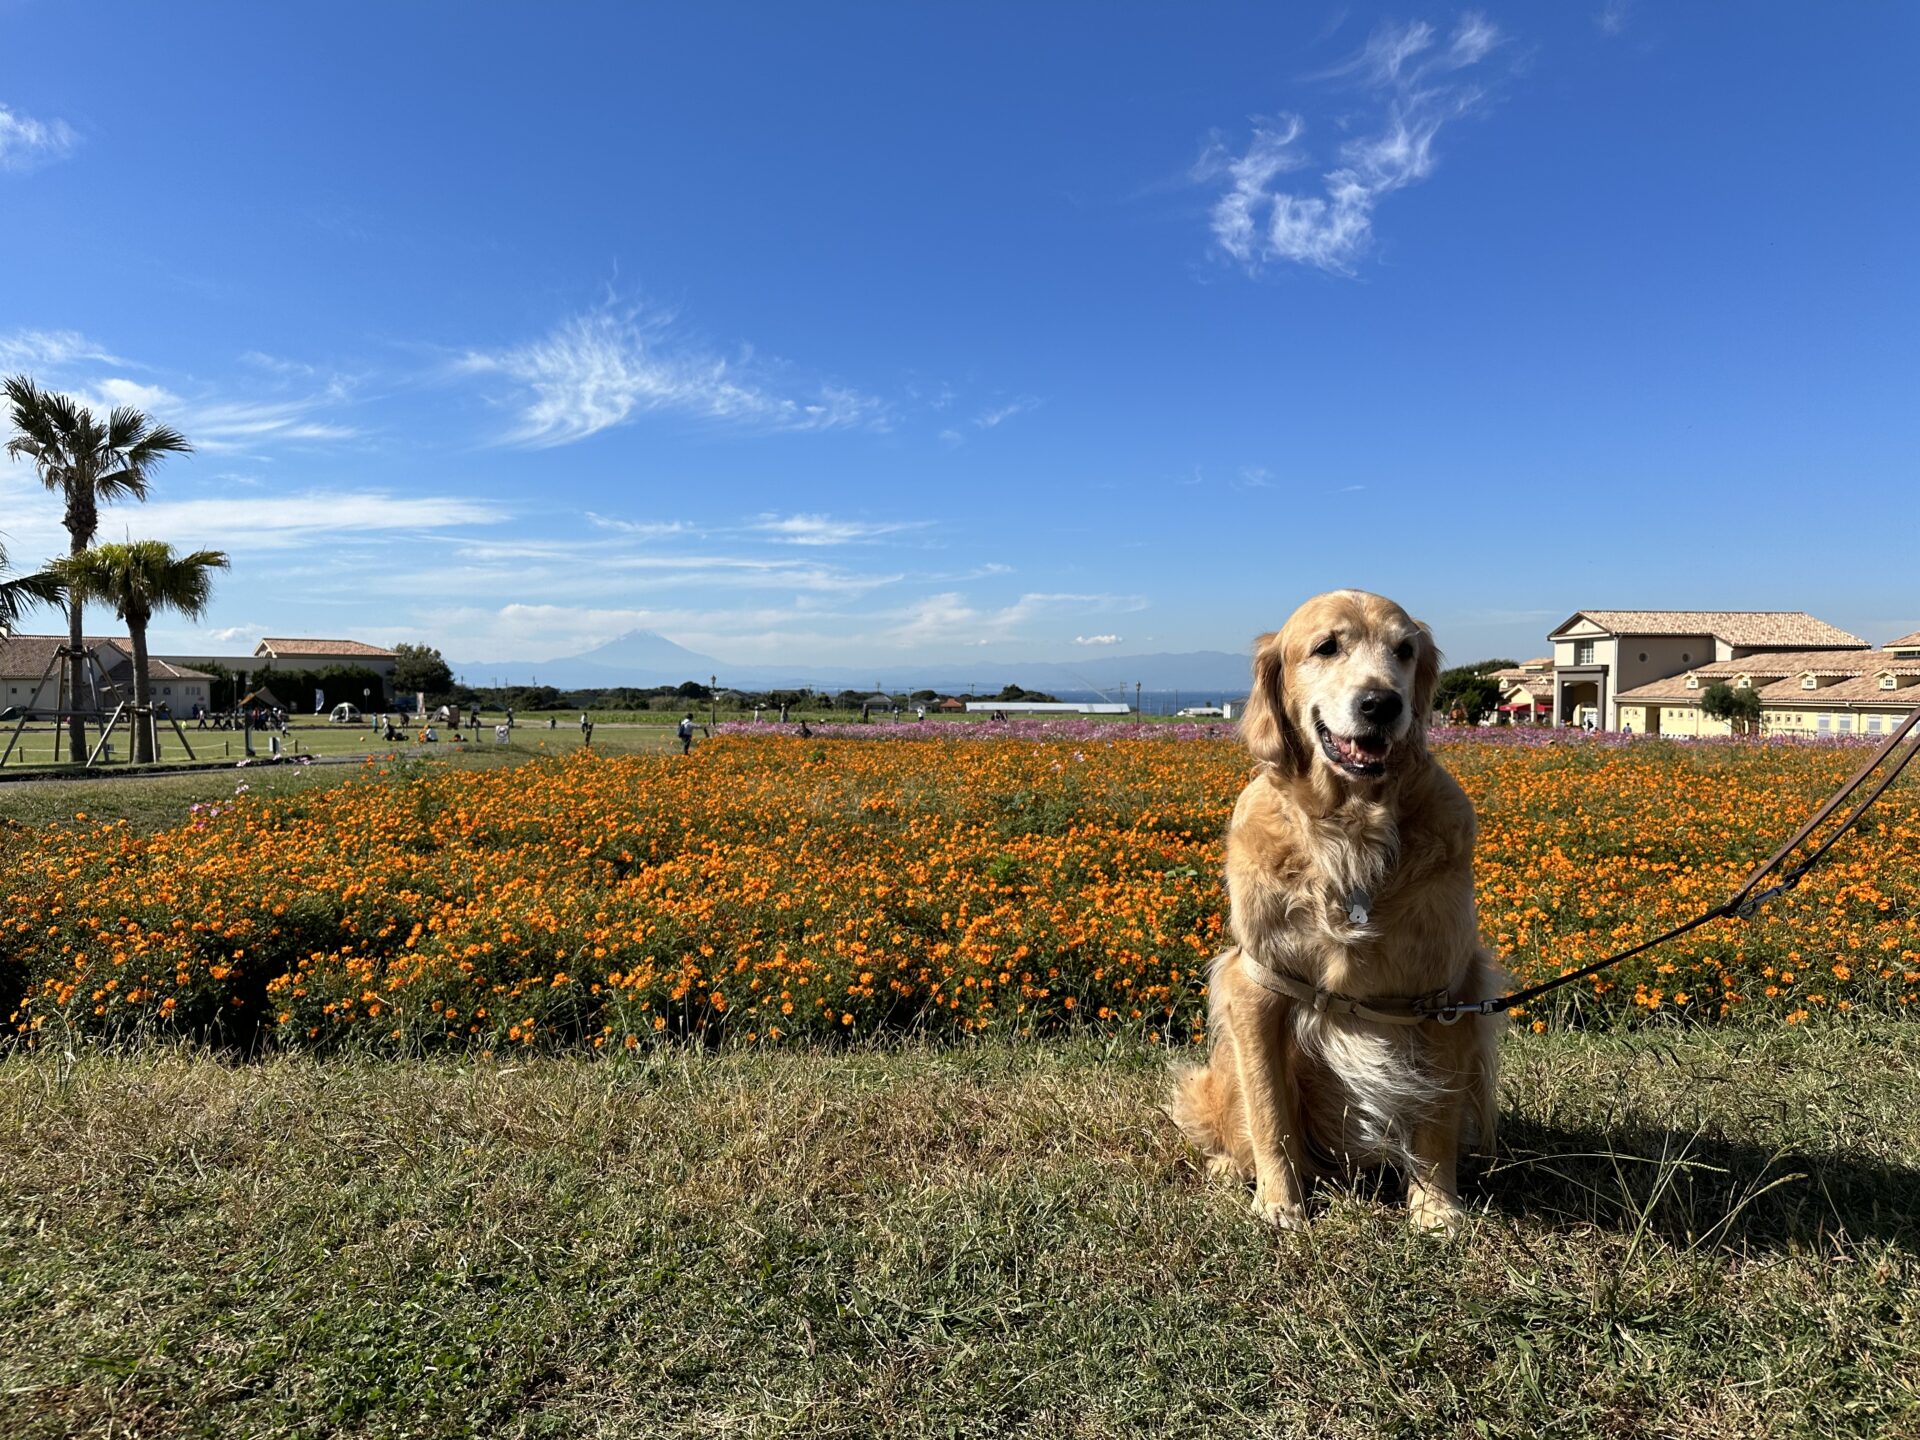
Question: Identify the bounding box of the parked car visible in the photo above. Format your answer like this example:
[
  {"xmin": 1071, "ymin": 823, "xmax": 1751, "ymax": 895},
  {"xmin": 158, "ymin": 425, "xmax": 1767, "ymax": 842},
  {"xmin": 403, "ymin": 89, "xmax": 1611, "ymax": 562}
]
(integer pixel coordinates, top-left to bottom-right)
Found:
[{"xmin": 328, "ymin": 703, "xmax": 364, "ymax": 725}]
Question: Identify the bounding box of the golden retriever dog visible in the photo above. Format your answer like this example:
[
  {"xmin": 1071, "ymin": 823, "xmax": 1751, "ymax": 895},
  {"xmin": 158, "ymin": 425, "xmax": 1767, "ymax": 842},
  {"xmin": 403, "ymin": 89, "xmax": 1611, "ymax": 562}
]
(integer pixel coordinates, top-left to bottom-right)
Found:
[{"xmin": 1170, "ymin": 589, "xmax": 1502, "ymax": 1233}]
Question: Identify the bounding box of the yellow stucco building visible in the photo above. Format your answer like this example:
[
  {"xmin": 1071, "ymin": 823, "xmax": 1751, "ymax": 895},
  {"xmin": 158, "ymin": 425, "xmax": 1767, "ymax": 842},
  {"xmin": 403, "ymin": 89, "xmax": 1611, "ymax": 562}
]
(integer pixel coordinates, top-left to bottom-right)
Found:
[{"xmin": 1615, "ymin": 630, "xmax": 1920, "ymax": 738}]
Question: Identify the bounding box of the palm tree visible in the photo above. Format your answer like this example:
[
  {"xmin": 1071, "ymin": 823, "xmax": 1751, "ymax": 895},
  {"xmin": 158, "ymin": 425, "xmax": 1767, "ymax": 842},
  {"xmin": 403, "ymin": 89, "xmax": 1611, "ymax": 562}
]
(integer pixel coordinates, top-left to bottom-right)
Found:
[
  {"xmin": 0, "ymin": 539, "xmax": 63, "ymax": 632},
  {"xmin": 4, "ymin": 376, "xmax": 192, "ymax": 761},
  {"xmin": 55, "ymin": 541, "xmax": 229, "ymax": 763}
]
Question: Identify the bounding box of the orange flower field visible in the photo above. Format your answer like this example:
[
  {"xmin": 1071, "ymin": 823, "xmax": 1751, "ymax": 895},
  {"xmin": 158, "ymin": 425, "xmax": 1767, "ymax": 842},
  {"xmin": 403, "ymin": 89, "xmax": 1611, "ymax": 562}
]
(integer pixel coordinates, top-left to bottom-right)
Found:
[{"xmin": 6, "ymin": 735, "xmax": 1918, "ymax": 1051}]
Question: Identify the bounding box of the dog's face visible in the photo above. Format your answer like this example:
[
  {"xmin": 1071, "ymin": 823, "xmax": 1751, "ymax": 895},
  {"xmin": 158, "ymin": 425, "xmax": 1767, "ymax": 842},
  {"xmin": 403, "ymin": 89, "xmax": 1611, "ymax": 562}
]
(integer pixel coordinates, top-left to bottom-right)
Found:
[{"xmin": 1241, "ymin": 590, "xmax": 1439, "ymax": 782}]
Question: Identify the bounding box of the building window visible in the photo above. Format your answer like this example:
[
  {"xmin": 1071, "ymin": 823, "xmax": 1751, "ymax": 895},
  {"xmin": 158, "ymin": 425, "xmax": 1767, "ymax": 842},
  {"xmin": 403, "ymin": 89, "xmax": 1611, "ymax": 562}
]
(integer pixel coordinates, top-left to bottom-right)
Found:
[
  {"xmin": 1817, "ymin": 713, "xmax": 1831, "ymax": 733},
  {"xmin": 1686, "ymin": 676, "xmax": 1698, "ymax": 689},
  {"xmin": 1883, "ymin": 675, "xmax": 1897, "ymax": 690},
  {"xmin": 1638, "ymin": 652, "xmax": 1648, "ymax": 662},
  {"xmin": 1802, "ymin": 676, "xmax": 1817, "ymax": 689},
  {"xmin": 1868, "ymin": 716, "xmax": 1884, "ymax": 734},
  {"xmin": 1838, "ymin": 715, "xmax": 1853, "ymax": 733},
  {"xmin": 1575, "ymin": 641, "xmax": 1596, "ymax": 666}
]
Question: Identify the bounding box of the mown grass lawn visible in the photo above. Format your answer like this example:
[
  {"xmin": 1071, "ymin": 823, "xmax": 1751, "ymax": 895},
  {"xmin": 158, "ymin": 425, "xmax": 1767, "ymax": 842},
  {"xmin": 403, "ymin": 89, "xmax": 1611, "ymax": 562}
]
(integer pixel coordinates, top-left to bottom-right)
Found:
[{"xmin": 3, "ymin": 1022, "xmax": 1916, "ymax": 1439}]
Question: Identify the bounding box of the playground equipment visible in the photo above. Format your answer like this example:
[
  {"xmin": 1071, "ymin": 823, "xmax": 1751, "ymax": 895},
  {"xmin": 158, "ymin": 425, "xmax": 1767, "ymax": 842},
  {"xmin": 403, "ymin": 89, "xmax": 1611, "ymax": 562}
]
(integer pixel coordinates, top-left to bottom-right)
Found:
[{"xmin": 0, "ymin": 641, "xmax": 198, "ymax": 768}]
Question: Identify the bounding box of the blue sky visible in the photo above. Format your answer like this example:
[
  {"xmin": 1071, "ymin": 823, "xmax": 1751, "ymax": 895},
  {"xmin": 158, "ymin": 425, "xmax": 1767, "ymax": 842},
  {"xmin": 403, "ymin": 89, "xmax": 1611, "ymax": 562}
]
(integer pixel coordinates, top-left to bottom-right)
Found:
[{"xmin": 3, "ymin": 2, "xmax": 1915, "ymax": 673}]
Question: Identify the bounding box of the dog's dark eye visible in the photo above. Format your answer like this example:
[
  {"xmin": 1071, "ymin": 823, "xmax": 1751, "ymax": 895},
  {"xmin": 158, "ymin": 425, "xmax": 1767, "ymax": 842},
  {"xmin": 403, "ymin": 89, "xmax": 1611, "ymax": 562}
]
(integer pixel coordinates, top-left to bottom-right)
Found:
[
  {"xmin": 1394, "ymin": 640, "xmax": 1415, "ymax": 662},
  {"xmin": 1313, "ymin": 636, "xmax": 1339, "ymax": 658}
]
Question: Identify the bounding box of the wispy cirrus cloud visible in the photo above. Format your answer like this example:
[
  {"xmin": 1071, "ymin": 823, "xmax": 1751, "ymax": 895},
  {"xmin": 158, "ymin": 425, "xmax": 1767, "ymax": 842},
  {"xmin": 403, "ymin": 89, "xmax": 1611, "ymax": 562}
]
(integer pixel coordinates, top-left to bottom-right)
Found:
[
  {"xmin": 585, "ymin": 513, "xmax": 695, "ymax": 539},
  {"xmin": 0, "ymin": 102, "xmax": 77, "ymax": 173},
  {"xmin": 1198, "ymin": 11, "xmax": 1505, "ymax": 276},
  {"xmin": 457, "ymin": 303, "xmax": 887, "ymax": 448},
  {"xmin": 73, "ymin": 376, "xmax": 360, "ymax": 452},
  {"xmin": 973, "ymin": 395, "xmax": 1043, "ymax": 429},
  {"xmin": 0, "ymin": 331, "xmax": 362, "ymax": 453},
  {"xmin": 111, "ymin": 491, "xmax": 505, "ymax": 552},
  {"xmin": 0, "ymin": 329, "xmax": 126, "ymax": 368},
  {"xmin": 750, "ymin": 512, "xmax": 931, "ymax": 546}
]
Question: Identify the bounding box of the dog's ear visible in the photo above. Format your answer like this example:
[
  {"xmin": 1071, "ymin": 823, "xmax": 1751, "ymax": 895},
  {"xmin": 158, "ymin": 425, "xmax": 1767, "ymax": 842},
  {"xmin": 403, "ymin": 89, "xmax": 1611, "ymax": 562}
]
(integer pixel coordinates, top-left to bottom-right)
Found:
[
  {"xmin": 1239, "ymin": 630, "xmax": 1304, "ymax": 774},
  {"xmin": 1411, "ymin": 621, "xmax": 1441, "ymax": 730}
]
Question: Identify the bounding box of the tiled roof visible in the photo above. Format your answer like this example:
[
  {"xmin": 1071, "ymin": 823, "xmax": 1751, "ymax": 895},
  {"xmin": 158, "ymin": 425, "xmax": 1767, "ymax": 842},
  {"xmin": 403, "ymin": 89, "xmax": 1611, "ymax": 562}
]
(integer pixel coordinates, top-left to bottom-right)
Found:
[
  {"xmin": 1616, "ymin": 650, "xmax": 1920, "ymax": 705},
  {"xmin": 1692, "ymin": 649, "xmax": 1920, "ymax": 680},
  {"xmin": 1886, "ymin": 630, "xmax": 1920, "ymax": 650},
  {"xmin": 1551, "ymin": 611, "xmax": 1866, "ymax": 648},
  {"xmin": 258, "ymin": 637, "xmax": 396, "ymax": 659},
  {"xmin": 1490, "ymin": 658, "xmax": 1553, "ymax": 681},
  {"xmin": 0, "ymin": 635, "xmax": 212, "ymax": 683},
  {"xmin": 1754, "ymin": 673, "xmax": 1920, "ymax": 705},
  {"xmin": 1499, "ymin": 676, "xmax": 1553, "ymax": 700}
]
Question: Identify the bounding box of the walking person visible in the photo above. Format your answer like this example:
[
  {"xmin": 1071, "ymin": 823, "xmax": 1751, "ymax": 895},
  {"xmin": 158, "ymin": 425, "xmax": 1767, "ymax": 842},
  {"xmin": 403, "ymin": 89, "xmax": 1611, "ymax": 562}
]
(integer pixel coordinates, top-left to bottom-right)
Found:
[{"xmin": 678, "ymin": 713, "xmax": 697, "ymax": 755}]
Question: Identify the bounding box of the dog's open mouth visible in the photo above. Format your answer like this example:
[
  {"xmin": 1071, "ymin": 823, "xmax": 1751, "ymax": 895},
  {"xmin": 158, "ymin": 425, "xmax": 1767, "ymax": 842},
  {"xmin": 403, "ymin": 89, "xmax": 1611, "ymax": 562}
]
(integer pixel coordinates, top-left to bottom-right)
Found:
[{"xmin": 1315, "ymin": 718, "xmax": 1391, "ymax": 777}]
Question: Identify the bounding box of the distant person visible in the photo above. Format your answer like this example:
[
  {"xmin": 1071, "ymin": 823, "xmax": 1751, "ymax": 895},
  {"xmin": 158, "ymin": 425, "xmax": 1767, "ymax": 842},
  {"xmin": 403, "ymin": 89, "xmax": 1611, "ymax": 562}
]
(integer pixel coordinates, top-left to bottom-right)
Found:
[
  {"xmin": 580, "ymin": 712, "xmax": 593, "ymax": 747},
  {"xmin": 504, "ymin": 706, "xmax": 514, "ymax": 729},
  {"xmin": 678, "ymin": 713, "xmax": 696, "ymax": 755},
  {"xmin": 797, "ymin": 719, "xmax": 812, "ymax": 738}
]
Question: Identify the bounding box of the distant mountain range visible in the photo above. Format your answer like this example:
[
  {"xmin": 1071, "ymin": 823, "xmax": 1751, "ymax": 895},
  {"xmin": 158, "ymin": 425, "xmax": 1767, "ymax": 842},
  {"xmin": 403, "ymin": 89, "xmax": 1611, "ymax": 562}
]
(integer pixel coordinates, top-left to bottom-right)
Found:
[{"xmin": 452, "ymin": 630, "xmax": 1253, "ymax": 701}]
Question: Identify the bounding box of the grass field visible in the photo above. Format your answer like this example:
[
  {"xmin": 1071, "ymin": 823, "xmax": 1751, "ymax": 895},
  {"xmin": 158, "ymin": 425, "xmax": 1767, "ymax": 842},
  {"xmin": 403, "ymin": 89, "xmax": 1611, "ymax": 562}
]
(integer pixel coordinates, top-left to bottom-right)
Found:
[
  {"xmin": 1, "ymin": 1022, "xmax": 1915, "ymax": 1439},
  {"xmin": 0, "ymin": 716, "xmax": 690, "ymax": 779},
  {"xmin": 4, "ymin": 732, "xmax": 1917, "ymax": 1437}
]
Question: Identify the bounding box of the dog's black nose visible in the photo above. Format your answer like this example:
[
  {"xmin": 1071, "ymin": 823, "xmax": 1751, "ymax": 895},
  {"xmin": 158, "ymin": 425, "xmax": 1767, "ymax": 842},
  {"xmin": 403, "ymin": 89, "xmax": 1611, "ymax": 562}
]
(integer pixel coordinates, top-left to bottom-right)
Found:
[{"xmin": 1356, "ymin": 689, "xmax": 1403, "ymax": 725}]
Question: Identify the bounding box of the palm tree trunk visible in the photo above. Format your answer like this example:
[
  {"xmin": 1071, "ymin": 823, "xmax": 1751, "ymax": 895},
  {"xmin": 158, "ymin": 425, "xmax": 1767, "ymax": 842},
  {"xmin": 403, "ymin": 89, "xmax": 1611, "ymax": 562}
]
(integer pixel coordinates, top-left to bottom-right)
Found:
[
  {"xmin": 129, "ymin": 615, "xmax": 154, "ymax": 764},
  {"xmin": 65, "ymin": 540, "xmax": 86, "ymax": 765}
]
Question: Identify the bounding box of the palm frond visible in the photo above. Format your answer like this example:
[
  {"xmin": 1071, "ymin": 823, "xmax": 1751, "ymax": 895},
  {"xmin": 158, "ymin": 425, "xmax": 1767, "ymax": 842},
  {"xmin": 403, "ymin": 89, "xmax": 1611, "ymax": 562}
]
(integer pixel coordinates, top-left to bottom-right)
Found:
[{"xmin": 0, "ymin": 566, "xmax": 66, "ymax": 629}]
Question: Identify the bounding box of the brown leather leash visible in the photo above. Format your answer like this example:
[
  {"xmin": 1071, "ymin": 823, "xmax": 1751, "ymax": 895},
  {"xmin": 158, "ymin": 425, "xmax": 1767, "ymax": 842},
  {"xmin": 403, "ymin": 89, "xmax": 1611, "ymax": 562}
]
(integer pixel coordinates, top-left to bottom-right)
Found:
[{"xmin": 1241, "ymin": 707, "xmax": 1920, "ymax": 1024}]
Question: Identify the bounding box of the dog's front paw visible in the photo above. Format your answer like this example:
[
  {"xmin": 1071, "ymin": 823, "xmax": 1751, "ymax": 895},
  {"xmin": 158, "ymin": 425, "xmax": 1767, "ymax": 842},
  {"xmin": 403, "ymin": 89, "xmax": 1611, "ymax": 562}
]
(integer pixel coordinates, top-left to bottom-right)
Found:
[
  {"xmin": 1407, "ymin": 1191, "xmax": 1464, "ymax": 1236},
  {"xmin": 1251, "ymin": 1195, "xmax": 1308, "ymax": 1231}
]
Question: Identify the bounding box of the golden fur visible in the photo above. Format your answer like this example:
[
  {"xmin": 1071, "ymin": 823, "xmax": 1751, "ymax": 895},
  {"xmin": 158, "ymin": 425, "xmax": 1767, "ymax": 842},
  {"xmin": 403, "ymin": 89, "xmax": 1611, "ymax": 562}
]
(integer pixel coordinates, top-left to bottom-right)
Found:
[{"xmin": 1169, "ymin": 589, "xmax": 1503, "ymax": 1232}]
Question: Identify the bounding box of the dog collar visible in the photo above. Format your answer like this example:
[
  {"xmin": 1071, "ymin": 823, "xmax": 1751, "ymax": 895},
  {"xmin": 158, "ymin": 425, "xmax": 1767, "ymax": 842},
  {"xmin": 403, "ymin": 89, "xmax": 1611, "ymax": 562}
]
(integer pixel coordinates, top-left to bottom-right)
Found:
[{"xmin": 1238, "ymin": 948, "xmax": 1457, "ymax": 1027}]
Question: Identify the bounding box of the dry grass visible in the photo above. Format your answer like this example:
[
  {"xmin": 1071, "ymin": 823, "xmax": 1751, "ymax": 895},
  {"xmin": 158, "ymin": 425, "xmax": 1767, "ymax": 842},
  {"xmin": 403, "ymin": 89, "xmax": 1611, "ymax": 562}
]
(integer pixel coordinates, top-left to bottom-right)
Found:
[{"xmin": 2, "ymin": 1022, "xmax": 1916, "ymax": 1438}]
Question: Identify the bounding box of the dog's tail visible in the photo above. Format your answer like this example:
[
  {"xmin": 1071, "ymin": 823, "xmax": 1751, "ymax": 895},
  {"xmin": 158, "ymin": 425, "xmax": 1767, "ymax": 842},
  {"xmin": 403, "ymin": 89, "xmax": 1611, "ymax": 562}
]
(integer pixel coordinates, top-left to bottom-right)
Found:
[{"xmin": 1167, "ymin": 1058, "xmax": 1247, "ymax": 1179}]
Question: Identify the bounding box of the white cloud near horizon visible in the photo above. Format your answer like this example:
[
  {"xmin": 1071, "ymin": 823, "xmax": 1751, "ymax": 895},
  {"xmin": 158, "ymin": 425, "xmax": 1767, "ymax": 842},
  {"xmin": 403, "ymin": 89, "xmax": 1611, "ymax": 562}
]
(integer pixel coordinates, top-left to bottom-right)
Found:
[
  {"xmin": 884, "ymin": 590, "xmax": 1148, "ymax": 649},
  {"xmin": 1074, "ymin": 634, "xmax": 1123, "ymax": 646},
  {"xmin": 1199, "ymin": 11, "xmax": 1504, "ymax": 275},
  {"xmin": 0, "ymin": 102, "xmax": 77, "ymax": 173},
  {"xmin": 458, "ymin": 304, "xmax": 888, "ymax": 448}
]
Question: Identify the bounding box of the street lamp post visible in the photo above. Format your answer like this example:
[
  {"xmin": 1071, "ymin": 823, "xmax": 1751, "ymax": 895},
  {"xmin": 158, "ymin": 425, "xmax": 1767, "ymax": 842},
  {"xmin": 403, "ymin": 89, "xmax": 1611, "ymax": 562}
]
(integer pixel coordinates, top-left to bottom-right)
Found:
[
  {"xmin": 709, "ymin": 675, "xmax": 717, "ymax": 729},
  {"xmin": 1136, "ymin": 681, "xmax": 1142, "ymax": 725}
]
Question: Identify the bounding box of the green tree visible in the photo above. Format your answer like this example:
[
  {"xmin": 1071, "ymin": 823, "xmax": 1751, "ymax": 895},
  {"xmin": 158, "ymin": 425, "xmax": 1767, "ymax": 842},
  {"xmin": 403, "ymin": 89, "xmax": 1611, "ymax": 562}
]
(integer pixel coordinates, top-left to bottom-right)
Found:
[
  {"xmin": 1433, "ymin": 660, "xmax": 1516, "ymax": 724},
  {"xmin": 55, "ymin": 541, "xmax": 229, "ymax": 762},
  {"xmin": 5, "ymin": 376, "xmax": 192, "ymax": 761},
  {"xmin": 391, "ymin": 642, "xmax": 455, "ymax": 700},
  {"xmin": 1700, "ymin": 682, "xmax": 1763, "ymax": 735}
]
